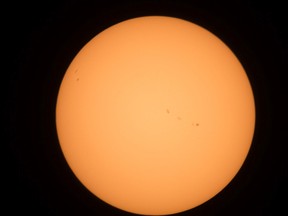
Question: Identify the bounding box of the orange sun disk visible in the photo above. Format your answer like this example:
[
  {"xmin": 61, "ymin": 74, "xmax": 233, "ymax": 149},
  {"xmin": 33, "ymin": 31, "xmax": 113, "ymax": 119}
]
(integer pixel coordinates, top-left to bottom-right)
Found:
[{"xmin": 56, "ymin": 16, "xmax": 255, "ymax": 215}]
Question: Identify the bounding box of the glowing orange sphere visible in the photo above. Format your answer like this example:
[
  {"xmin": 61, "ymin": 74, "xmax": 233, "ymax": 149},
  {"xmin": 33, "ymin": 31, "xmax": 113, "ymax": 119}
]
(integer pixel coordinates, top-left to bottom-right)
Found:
[{"xmin": 56, "ymin": 16, "xmax": 255, "ymax": 215}]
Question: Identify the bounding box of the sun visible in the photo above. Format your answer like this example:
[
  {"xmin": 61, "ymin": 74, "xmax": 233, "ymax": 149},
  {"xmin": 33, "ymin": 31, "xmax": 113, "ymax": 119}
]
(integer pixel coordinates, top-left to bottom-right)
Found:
[{"xmin": 56, "ymin": 16, "xmax": 255, "ymax": 215}]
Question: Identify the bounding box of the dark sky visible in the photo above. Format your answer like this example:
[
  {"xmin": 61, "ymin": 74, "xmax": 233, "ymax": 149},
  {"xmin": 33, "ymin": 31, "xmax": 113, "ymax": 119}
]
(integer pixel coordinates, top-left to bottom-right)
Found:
[{"xmin": 9, "ymin": 0, "xmax": 287, "ymax": 215}]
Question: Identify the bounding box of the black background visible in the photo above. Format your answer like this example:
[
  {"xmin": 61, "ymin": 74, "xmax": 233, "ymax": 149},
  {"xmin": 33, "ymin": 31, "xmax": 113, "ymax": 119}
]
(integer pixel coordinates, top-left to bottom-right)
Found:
[{"xmin": 9, "ymin": 0, "xmax": 287, "ymax": 215}]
